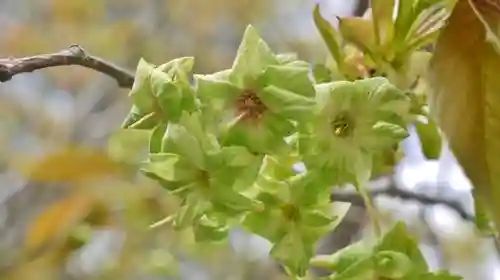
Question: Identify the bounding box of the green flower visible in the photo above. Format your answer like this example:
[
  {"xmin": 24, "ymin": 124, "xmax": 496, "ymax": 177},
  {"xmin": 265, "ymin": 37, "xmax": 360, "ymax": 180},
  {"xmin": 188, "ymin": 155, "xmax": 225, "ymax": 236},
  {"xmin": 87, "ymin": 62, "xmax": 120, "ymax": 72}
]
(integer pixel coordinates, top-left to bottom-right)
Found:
[
  {"xmin": 141, "ymin": 112, "xmax": 263, "ymax": 241},
  {"xmin": 311, "ymin": 222, "xmax": 458, "ymax": 280},
  {"xmin": 194, "ymin": 25, "xmax": 316, "ymax": 155},
  {"xmin": 299, "ymin": 77, "xmax": 410, "ymax": 184},
  {"xmin": 122, "ymin": 57, "xmax": 198, "ymax": 128},
  {"xmin": 242, "ymin": 157, "xmax": 342, "ymax": 276}
]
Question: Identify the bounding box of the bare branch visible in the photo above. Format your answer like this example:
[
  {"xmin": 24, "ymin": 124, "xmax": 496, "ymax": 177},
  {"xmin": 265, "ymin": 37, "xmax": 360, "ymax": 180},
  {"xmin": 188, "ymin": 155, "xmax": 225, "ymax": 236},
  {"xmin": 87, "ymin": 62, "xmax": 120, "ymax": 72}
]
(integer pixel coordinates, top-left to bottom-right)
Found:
[
  {"xmin": 331, "ymin": 176, "xmax": 475, "ymax": 221},
  {"xmin": 0, "ymin": 45, "xmax": 135, "ymax": 88}
]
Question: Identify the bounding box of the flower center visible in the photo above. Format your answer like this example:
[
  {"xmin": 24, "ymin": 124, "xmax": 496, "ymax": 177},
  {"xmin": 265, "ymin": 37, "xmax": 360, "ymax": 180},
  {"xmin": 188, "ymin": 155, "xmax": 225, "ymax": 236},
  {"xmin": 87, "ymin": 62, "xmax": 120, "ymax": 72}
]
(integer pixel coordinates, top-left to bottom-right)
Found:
[
  {"xmin": 281, "ymin": 203, "xmax": 300, "ymax": 221},
  {"xmin": 235, "ymin": 90, "xmax": 267, "ymax": 122},
  {"xmin": 330, "ymin": 112, "xmax": 354, "ymax": 138}
]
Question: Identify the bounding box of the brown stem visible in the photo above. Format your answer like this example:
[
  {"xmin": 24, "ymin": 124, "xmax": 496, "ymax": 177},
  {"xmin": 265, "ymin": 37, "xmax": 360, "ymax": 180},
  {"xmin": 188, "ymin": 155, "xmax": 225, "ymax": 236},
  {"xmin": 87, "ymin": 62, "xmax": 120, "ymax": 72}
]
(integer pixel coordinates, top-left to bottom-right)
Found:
[{"xmin": 0, "ymin": 45, "xmax": 135, "ymax": 88}]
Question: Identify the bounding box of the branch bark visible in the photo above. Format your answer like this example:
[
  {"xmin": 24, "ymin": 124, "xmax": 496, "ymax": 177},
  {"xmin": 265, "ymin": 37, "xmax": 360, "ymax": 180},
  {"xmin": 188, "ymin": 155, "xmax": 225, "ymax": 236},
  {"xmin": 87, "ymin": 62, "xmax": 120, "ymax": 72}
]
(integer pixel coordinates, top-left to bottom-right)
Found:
[
  {"xmin": 0, "ymin": 45, "xmax": 135, "ymax": 88},
  {"xmin": 331, "ymin": 176, "xmax": 475, "ymax": 221}
]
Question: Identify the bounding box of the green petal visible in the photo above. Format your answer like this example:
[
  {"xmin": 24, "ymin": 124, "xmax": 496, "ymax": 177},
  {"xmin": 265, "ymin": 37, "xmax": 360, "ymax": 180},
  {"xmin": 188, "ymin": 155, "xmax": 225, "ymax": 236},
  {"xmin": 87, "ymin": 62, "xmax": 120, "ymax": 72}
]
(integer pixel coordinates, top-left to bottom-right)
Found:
[
  {"xmin": 107, "ymin": 129, "xmax": 150, "ymax": 164},
  {"xmin": 174, "ymin": 197, "xmax": 200, "ymax": 229},
  {"xmin": 310, "ymin": 241, "xmax": 371, "ymax": 271},
  {"xmin": 122, "ymin": 106, "xmax": 157, "ymax": 129},
  {"xmin": 229, "ymin": 25, "xmax": 279, "ymax": 88},
  {"xmin": 276, "ymin": 52, "xmax": 298, "ymax": 64},
  {"xmin": 193, "ymin": 215, "xmax": 229, "ymax": 242},
  {"xmin": 260, "ymin": 85, "xmax": 316, "ymax": 122},
  {"xmin": 220, "ymin": 116, "xmax": 289, "ymax": 154},
  {"xmin": 261, "ymin": 65, "xmax": 315, "ymax": 97},
  {"xmin": 213, "ymin": 146, "xmax": 261, "ymax": 167},
  {"xmin": 149, "ymin": 68, "xmax": 183, "ymax": 121},
  {"xmin": 374, "ymin": 251, "xmax": 412, "ymax": 279},
  {"xmin": 270, "ymin": 231, "xmax": 313, "ymax": 277},
  {"xmin": 149, "ymin": 123, "xmax": 167, "ymax": 154},
  {"xmin": 242, "ymin": 209, "xmax": 286, "ymax": 242},
  {"xmin": 129, "ymin": 58, "xmax": 155, "ymax": 113},
  {"xmin": 195, "ymin": 73, "xmax": 241, "ymax": 112},
  {"xmin": 157, "ymin": 56, "xmax": 195, "ymax": 84},
  {"xmin": 301, "ymin": 209, "xmax": 336, "ymax": 228},
  {"xmin": 142, "ymin": 153, "xmax": 198, "ymax": 182},
  {"xmin": 375, "ymin": 222, "xmax": 428, "ymax": 274},
  {"xmin": 365, "ymin": 121, "xmax": 409, "ymax": 149},
  {"xmin": 162, "ymin": 121, "xmax": 205, "ymax": 170},
  {"xmin": 212, "ymin": 189, "xmax": 263, "ymax": 214}
]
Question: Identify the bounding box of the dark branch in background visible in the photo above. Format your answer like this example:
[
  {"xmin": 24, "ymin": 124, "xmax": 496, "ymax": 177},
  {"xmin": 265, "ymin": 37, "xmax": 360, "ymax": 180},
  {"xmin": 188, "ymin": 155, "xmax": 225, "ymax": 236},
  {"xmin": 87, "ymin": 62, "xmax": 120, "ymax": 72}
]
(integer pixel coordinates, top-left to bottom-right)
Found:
[
  {"xmin": 0, "ymin": 45, "xmax": 135, "ymax": 88},
  {"xmin": 354, "ymin": 0, "xmax": 369, "ymax": 17},
  {"xmin": 330, "ymin": 176, "xmax": 475, "ymax": 221}
]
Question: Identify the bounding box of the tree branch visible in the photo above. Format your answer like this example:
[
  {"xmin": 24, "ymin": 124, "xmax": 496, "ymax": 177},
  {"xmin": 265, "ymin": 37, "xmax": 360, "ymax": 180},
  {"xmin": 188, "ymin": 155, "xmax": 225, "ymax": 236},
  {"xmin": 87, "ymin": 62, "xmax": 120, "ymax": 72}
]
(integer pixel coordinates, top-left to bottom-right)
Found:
[
  {"xmin": 331, "ymin": 176, "xmax": 475, "ymax": 221},
  {"xmin": 0, "ymin": 45, "xmax": 135, "ymax": 88}
]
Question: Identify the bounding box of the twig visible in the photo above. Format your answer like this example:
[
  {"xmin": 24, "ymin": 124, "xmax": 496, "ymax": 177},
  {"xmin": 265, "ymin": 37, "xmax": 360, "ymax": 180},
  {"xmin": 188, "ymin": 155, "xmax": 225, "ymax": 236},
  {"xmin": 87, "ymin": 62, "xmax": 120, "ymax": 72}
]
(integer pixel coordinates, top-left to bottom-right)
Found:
[
  {"xmin": 0, "ymin": 45, "xmax": 135, "ymax": 88},
  {"xmin": 330, "ymin": 176, "xmax": 475, "ymax": 221}
]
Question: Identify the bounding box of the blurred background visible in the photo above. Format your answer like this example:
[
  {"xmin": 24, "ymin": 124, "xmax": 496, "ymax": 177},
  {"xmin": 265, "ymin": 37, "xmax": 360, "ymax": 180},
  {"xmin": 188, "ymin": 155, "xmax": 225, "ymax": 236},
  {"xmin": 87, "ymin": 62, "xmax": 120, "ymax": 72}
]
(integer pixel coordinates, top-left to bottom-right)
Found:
[{"xmin": 0, "ymin": 0, "xmax": 498, "ymax": 279}]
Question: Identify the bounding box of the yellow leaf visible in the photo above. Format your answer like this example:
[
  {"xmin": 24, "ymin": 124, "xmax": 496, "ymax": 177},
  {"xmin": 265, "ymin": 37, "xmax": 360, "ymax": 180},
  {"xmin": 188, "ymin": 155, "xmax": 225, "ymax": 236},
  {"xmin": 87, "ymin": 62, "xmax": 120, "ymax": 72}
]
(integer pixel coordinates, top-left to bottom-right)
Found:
[
  {"xmin": 428, "ymin": 0, "xmax": 500, "ymax": 233},
  {"xmin": 16, "ymin": 146, "xmax": 124, "ymax": 184},
  {"xmin": 24, "ymin": 192, "xmax": 92, "ymax": 253}
]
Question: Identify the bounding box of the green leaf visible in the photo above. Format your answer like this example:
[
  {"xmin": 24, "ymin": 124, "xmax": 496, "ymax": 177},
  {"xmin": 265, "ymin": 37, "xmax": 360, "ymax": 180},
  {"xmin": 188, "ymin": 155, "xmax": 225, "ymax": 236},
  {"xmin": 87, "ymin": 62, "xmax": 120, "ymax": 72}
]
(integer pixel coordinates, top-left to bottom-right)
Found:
[
  {"xmin": 313, "ymin": 4, "xmax": 344, "ymax": 67},
  {"xmin": 229, "ymin": 25, "xmax": 279, "ymax": 88},
  {"xmin": 414, "ymin": 120, "xmax": 442, "ymax": 159},
  {"xmin": 473, "ymin": 194, "xmax": 496, "ymax": 235},
  {"xmin": 394, "ymin": 0, "xmax": 418, "ymax": 46},
  {"xmin": 142, "ymin": 153, "xmax": 198, "ymax": 182},
  {"xmin": 129, "ymin": 58, "xmax": 155, "ymax": 113}
]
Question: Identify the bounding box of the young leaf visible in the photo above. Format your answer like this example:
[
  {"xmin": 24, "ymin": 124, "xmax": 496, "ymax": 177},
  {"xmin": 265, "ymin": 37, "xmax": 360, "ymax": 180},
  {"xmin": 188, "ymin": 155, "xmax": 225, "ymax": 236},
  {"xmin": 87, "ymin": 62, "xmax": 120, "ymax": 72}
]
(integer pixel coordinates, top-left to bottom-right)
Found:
[
  {"xmin": 370, "ymin": 0, "xmax": 396, "ymax": 45},
  {"xmin": 129, "ymin": 58, "xmax": 155, "ymax": 114},
  {"xmin": 414, "ymin": 120, "xmax": 443, "ymax": 159},
  {"xmin": 313, "ymin": 4, "xmax": 344, "ymax": 67}
]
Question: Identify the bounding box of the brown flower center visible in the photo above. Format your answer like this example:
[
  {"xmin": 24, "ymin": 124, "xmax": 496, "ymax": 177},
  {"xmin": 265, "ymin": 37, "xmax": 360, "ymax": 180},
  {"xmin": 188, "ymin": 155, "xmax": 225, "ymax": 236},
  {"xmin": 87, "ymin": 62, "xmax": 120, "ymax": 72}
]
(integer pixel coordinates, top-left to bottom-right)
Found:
[
  {"xmin": 281, "ymin": 204, "xmax": 300, "ymax": 221},
  {"xmin": 235, "ymin": 90, "xmax": 267, "ymax": 122}
]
